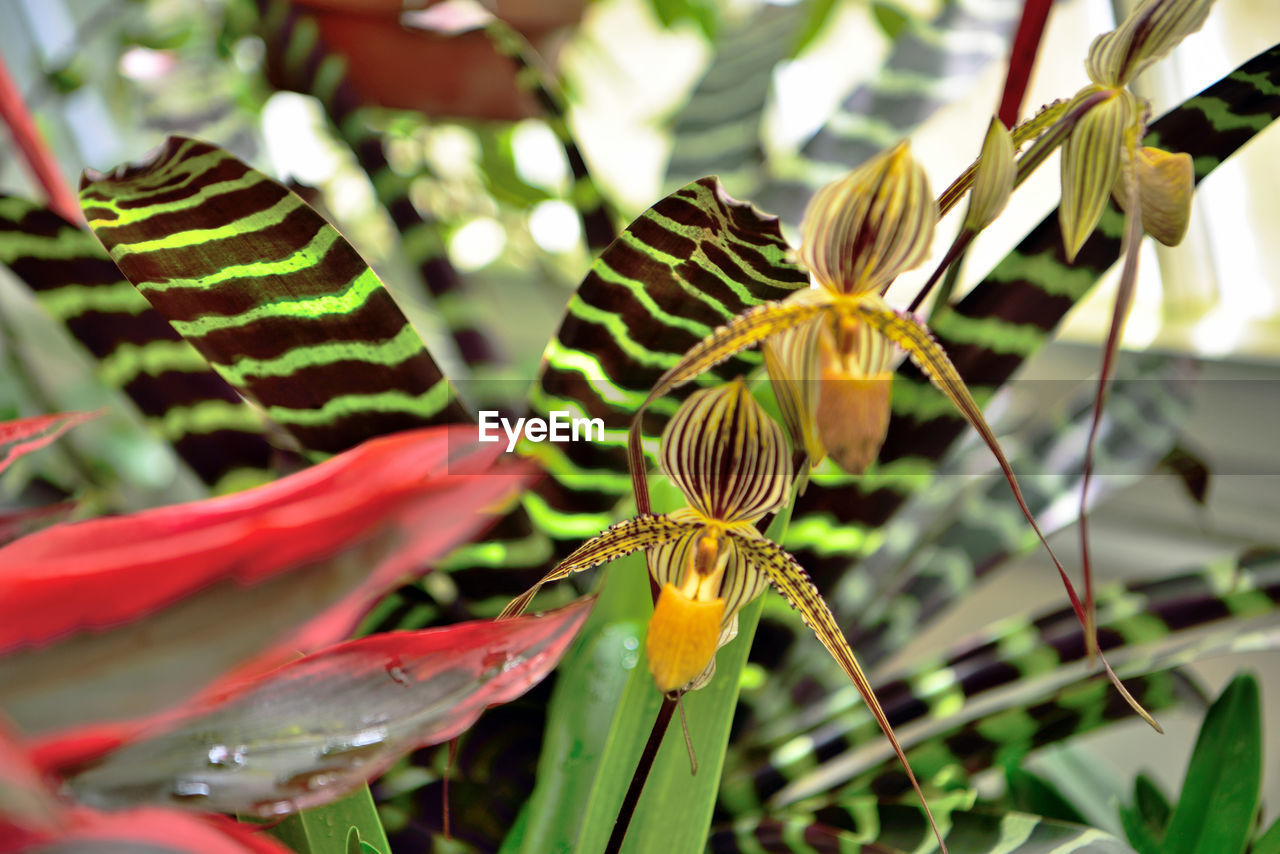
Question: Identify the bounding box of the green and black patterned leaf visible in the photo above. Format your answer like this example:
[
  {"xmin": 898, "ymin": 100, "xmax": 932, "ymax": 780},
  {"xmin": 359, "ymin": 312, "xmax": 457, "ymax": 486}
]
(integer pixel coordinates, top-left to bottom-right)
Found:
[
  {"xmin": 0, "ymin": 194, "xmax": 275, "ymax": 491},
  {"xmin": 708, "ymin": 803, "xmax": 1134, "ymax": 853},
  {"xmin": 79, "ymin": 136, "xmax": 469, "ymax": 458}
]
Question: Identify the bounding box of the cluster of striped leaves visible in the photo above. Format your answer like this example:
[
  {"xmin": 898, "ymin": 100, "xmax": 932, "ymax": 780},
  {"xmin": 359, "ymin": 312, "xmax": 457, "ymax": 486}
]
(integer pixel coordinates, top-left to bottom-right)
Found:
[{"xmin": 2, "ymin": 12, "xmax": 1280, "ymax": 853}]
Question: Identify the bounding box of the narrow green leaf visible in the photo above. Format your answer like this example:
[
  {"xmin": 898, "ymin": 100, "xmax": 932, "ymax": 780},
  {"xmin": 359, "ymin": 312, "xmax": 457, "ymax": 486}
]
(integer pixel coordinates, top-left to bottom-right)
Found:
[
  {"xmin": 500, "ymin": 554, "xmax": 660, "ymax": 854},
  {"xmin": 1120, "ymin": 771, "xmax": 1173, "ymax": 851},
  {"xmin": 266, "ymin": 785, "xmax": 390, "ymax": 854},
  {"xmin": 1163, "ymin": 673, "xmax": 1262, "ymax": 854}
]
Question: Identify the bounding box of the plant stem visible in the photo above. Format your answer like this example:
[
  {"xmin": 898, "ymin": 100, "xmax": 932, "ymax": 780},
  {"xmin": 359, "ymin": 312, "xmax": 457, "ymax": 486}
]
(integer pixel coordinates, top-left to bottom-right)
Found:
[{"xmin": 605, "ymin": 693, "xmax": 678, "ymax": 854}]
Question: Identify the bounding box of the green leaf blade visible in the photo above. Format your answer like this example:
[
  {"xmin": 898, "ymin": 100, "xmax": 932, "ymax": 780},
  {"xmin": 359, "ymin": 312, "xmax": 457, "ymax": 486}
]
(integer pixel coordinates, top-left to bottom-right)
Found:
[{"xmin": 1163, "ymin": 673, "xmax": 1262, "ymax": 854}]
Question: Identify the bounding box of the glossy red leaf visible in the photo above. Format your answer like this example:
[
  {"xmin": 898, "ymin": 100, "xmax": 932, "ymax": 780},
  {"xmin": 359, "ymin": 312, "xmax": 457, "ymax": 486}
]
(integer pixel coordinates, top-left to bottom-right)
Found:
[
  {"xmin": 63, "ymin": 598, "xmax": 593, "ymax": 818},
  {"xmin": 0, "ymin": 426, "xmax": 533, "ymax": 742},
  {"xmin": 0, "ymin": 723, "xmax": 290, "ymax": 854},
  {"xmin": 0, "ymin": 411, "xmax": 100, "ymax": 478}
]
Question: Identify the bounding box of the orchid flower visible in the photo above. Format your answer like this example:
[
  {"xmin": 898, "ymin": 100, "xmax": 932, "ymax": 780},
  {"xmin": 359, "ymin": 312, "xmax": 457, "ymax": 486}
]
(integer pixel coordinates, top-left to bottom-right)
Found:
[{"xmin": 501, "ymin": 379, "xmax": 946, "ymax": 849}]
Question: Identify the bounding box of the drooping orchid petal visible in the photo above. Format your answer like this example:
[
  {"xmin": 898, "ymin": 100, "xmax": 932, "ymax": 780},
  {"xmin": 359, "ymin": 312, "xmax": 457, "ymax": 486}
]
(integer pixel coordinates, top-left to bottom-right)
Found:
[{"xmin": 1059, "ymin": 87, "xmax": 1137, "ymax": 261}]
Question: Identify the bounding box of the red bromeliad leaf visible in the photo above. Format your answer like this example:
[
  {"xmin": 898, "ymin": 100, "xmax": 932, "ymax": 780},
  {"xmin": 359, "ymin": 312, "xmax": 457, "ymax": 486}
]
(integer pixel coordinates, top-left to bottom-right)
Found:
[
  {"xmin": 0, "ymin": 503, "xmax": 74, "ymax": 548},
  {"xmin": 1, "ymin": 807, "xmax": 295, "ymax": 854},
  {"xmin": 61, "ymin": 599, "xmax": 593, "ymax": 818},
  {"xmin": 0, "ymin": 411, "xmax": 100, "ymax": 477},
  {"xmin": 0, "ymin": 723, "xmax": 290, "ymax": 854},
  {"xmin": 0, "ymin": 426, "xmax": 532, "ymax": 745}
]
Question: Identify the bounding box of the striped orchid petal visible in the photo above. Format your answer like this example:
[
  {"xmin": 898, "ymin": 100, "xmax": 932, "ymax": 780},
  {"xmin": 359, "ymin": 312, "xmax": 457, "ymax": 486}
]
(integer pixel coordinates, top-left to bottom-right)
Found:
[
  {"xmin": 762, "ymin": 314, "xmax": 825, "ymax": 465},
  {"xmin": 659, "ymin": 382, "xmax": 793, "ymax": 523},
  {"xmin": 725, "ymin": 525, "xmax": 946, "ymax": 854},
  {"xmin": 1086, "ymin": 0, "xmax": 1215, "ymax": 87},
  {"xmin": 497, "ymin": 514, "xmax": 695, "ymax": 619},
  {"xmin": 1059, "ymin": 87, "xmax": 1137, "ymax": 261},
  {"xmin": 628, "ymin": 289, "xmax": 831, "ymax": 512},
  {"xmin": 798, "ymin": 141, "xmax": 937, "ymax": 295}
]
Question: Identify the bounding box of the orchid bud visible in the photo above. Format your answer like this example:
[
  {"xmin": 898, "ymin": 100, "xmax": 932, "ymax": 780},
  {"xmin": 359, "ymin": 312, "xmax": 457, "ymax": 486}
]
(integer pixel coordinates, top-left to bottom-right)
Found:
[{"xmin": 963, "ymin": 118, "xmax": 1017, "ymax": 234}]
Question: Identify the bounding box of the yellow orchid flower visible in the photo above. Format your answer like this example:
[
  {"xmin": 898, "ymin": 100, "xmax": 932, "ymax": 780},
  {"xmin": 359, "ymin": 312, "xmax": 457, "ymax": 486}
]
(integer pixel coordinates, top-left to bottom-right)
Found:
[{"xmin": 501, "ymin": 380, "xmax": 947, "ymax": 850}]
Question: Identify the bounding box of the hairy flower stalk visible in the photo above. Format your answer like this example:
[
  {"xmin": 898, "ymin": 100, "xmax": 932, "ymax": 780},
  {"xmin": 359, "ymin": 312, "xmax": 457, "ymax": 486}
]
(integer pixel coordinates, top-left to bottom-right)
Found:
[
  {"xmin": 624, "ymin": 140, "xmax": 1161, "ymax": 731},
  {"xmin": 502, "ymin": 381, "xmax": 949, "ymax": 851}
]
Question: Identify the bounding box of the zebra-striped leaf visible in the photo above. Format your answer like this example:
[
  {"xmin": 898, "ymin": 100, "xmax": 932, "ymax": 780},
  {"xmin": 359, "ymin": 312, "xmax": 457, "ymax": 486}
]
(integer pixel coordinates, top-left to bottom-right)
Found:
[
  {"xmin": 525, "ymin": 176, "xmax": 806, "ymax": 550},
  {"xmin": 79, "ymin": 136, "xmax": 470, "ymax": 459},
  {"xmin": 724, "ymin": 548, "xmax": 1279, "ymax": 811},
  {"xmin": 708, "ymin": 804, "xmax": 1133, "ymax": 853},
  {"xmin": 0, "ymin": 196, "xmax": 275, "ymax": 491}
]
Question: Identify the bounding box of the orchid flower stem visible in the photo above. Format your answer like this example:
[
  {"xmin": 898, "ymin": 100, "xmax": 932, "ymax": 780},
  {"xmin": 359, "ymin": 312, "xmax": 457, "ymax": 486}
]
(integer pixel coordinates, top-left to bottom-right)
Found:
[
  {"xmin": 926, "ymin": 248, "xmax": 967, "ymax": 327},
  {"xmin": 606, "ymin": 693, "xmax": 679, "ymax": 854},
  {"xmin": 909, "ymin": 229, "xmax": 974, "ymax": 314},
  {"xmin": 998, "ymin": 0, "xmax": 1055, "ymax": 127}
]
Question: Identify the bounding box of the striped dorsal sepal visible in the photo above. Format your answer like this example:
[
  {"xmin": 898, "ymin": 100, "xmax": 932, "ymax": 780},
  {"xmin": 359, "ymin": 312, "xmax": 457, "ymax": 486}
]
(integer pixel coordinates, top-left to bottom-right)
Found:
[
  {"xmin": 79, "ymin": 136, "xmax": 470, "ymax": 459},
  {"xmin": 0, "ymin": 195, "xmax": 276, "ymax": 491}
]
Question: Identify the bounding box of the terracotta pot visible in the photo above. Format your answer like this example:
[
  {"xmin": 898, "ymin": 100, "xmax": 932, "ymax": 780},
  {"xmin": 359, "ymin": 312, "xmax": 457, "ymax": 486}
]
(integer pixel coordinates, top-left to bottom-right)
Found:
[{"xmin": 286, "ymin": 0, "xmax": 585, "ymax": 121}]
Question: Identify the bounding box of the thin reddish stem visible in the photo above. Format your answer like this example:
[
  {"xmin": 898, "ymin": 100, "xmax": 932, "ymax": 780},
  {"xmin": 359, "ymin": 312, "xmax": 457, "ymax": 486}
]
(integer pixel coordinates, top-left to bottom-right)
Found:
[
  {"xmin": 0, "ymin": 52, "xmax": 81, "ymax": 224},
  {"xmin": 998, "ymin": 0, "xmax": 1055, "ymax": 128}
]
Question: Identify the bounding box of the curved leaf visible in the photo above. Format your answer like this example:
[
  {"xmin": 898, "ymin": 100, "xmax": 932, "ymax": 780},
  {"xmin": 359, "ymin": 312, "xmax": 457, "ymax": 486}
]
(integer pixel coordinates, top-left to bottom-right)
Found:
[
  {"xmin": 0, "ymin": 195, "xmax": 275, "ymax": 491},
  {"xmin": 65, "ymin": 598, "xmax": 593, "ymax": 817},
  {"xmin": 79, "ymin": 136, "xmax": 469, "ymax": 458},
  {"xmin": 0, "ymin": 410, "xmax": 99, "ymax": 478},
  {"xmin": 0, "ymin": 427, "xmax": 529, "ymax": 743}
]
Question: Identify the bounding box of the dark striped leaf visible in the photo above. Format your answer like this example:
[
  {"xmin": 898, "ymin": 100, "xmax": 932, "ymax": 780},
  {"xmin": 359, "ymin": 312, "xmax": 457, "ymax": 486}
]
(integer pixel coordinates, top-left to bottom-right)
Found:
[
  {"xmin": 708, "ymin": 803, "xmax": 1134, "ymax": 853},
  {"xmin": 79, "ymin": 136, "xmax": 469, "ymax": 458},
  {"xmin": 525, "ymin": 176, "xmax": 806, "ymax": 549},
  {"xmin": 236, "ymin": 0, "xmax": 501, "ymax": 371},
  {"xmin": 0, "ymin": 196, "xmax": 275, "ymax": 491},
  {"xmin": 722, "ymin": 548, "xmax": 1279, "ymax": 811}
]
